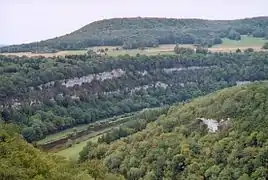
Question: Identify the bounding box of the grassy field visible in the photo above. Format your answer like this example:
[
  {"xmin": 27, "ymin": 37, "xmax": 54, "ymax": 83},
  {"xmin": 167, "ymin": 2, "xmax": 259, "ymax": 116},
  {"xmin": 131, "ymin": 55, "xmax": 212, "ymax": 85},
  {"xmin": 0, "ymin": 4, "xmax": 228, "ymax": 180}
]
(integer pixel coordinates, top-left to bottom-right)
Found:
[
  {"xmin": 37, "ymin": 112, "xmax": 136, "ymax": 145},
  {"xmin": 37, "ymin": 124, "xmax": 89, "ymax": 145},
  {"xmin": 213, "ymin": 36, "xmax": 267, "ymax": 48},
  {"xmin": 0, "ymin": 49, "xmax": 87, "ymax": 57},
  {"xmin": 210, "ymin": 35, "xmax": 267, "ymax": 52},
  {"xmin": 91, "ymin": 36, "xmax": 267, "ymax": 55},
  {"xmin": 94, "ymin": 44, "xmax": 179, "ymax": 56},
  {"xmin": 55, "ymin": 135, "xmax": 99, "ymax": 160},
  {"xmin": 54, "ymin": 107, "xmax": 161, "ymax": 160},
  {"xmin": 55, "ymin": 128, "xmax": 110, "ymax": 160},
  {"xmin": 1, "ymin": 36, "xmax": 267, "ymax": 58}
]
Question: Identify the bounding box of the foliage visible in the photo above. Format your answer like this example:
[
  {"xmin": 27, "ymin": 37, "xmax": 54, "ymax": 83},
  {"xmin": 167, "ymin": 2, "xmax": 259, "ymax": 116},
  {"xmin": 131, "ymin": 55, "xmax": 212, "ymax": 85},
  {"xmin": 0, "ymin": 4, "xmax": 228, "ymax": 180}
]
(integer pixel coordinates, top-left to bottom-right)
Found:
[
  {"xmin": 79, "ymin": 82, "xmax": 268, "ymax": 179},
  {"xmin": 244, "ymin": 48, "xmax": 254, "ymax": 53},
  {"xmin": 174, "ymin": 45, "xmax": 194, "ymax": 54},
  {"xmin": 1, "ymin": 17, "xmax": 268, "ymax": 52},
  {"xmin": 98, "ymin": 107, "xmax": 168, "ymax": 144},
  {"xmin": 0, "ymin": 123, "xmax": 85, "ymax": 180},
  {"xmin": 195, "ymin": 47, "xmax": 209, "ymax": 54},
  {"xmin": 263, "ymin": 42, "xmax": 268, "ymax": 49},
  {"xmin": 1, "ymin": 52, "xmax": 268, "ymax": 142},
  {"xmin": 0, "ymin": 122, "xmax": 125, "ymax": 180}
]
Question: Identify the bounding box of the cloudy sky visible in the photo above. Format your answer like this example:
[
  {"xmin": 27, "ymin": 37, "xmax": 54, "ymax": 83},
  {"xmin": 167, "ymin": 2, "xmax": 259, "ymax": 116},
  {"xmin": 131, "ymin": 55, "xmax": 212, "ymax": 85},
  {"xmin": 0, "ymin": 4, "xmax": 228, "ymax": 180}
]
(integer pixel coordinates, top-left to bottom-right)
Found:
[{"xmin": 1, "ymin": 0, "xmax": 268, "ymax": 45}]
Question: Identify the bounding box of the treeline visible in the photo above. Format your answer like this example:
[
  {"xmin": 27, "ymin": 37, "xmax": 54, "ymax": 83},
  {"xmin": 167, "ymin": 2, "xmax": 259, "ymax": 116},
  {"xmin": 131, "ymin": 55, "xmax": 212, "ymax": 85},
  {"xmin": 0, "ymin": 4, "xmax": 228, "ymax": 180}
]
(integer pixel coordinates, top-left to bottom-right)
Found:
[
  {"xmin": 79, "ymin": 82, "xmax": 268, "ymax": 180},
  {"xmin": 1, "ymin": 17, "xmax": 268, "ymax": 52},
  {"xmin": 1, "ymin": 52, "xmax": 268, "ymax": 141},
  {"xmin": 97, "ymin": 107, "xmax": 169, "ymax": 144}
]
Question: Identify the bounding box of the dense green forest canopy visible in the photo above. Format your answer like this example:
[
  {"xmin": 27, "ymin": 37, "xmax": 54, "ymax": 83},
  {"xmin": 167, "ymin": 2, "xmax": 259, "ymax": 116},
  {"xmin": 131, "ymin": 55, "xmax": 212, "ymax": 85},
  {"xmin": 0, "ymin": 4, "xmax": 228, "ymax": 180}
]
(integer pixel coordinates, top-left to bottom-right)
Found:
[
  {"xmin": 1, "ymin": 51, "xmax": 268, "ymax": 142},
  {"xmin": 2, "ymin": 82, "xmax": 268, "ymax": 180},
  {"xmin": 1, "ymin": 16, "xmax": 268, "ymax": 52},
  {"xmin": 0, "ymin": 123, "xmax": 125, "ymax": 180},
  {"xmin": 263, "ymin": 42, "xmax": 268, "ymax": 49},
  {"xmin": 80, "ymin": 82, "xmax": 268, "ymax": 180}
]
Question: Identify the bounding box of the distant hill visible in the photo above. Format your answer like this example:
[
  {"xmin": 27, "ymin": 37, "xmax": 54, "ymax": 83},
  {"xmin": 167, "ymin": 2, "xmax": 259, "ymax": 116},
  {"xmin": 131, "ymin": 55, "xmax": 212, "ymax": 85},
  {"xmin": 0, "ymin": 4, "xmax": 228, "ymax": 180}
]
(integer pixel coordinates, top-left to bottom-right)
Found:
[
  {"xmin": 1, "ymin": 16, "xmax": 268, "ymax": 53},
  {"xmin": 80, "ymin": 82, "xmax": 268, "ymax": 179}
]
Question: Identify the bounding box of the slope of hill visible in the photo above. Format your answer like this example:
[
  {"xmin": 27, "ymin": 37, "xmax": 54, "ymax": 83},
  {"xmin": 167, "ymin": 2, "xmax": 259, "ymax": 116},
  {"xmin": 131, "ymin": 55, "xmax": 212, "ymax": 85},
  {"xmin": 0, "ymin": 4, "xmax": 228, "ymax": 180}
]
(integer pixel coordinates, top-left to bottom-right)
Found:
[
  {"xmin": 0, "ymin": 123, "xmax": 82, "ymax": 179},
  {"xmin": 1, "ymin": 52, "xmax": 268, "ymax": 143},
  {"xmin": 79, "ymin": 82, "xmax": 268, "ymax": 180},
  {"xmin": 1, "ymin": 16, "xmax": 268, "ymax": 52},
  {"xmin": 0, "ymin": 122, "xmax": 124, "ymax": 180}
]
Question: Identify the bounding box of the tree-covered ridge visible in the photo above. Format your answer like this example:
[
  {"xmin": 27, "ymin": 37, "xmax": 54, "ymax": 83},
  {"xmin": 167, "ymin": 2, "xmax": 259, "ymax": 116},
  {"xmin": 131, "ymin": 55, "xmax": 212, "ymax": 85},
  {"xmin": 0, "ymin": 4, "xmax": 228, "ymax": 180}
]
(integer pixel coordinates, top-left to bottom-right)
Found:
[
  {"xmin": 79, "ymin": 82, "xmax": 268, "ymax": 180},
  {"xmin": 1, "ymin": 16, "xmax": 268, "ymax": 52},
  {"xmin": 1, "ymin": 52, "xmax": 268, "ymax": 142},
  {"xmin": 0, "ymin": 122, "xmax": 125, "ymax": 180},
  {"xmin": 0, "ymin": 122, "xmax": 122, "ymax": 180}
]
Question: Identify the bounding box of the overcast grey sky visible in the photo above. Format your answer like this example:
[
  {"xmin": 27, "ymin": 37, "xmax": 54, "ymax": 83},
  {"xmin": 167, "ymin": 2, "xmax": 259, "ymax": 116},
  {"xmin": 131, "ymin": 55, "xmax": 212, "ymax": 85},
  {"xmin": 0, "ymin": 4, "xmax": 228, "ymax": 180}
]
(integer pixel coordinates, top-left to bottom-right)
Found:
[{"xmin": 1, "ymin": 0, "xmax": 268, "ymax": 45}]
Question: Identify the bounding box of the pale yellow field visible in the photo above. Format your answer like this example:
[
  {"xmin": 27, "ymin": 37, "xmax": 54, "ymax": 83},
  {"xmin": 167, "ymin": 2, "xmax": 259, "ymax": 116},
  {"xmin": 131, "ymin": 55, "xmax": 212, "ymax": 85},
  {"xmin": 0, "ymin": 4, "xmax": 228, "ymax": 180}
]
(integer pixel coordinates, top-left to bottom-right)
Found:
[
  {"xmin": 0, "ymin": 50, "xmax": 87, "ymax": 57},
  {"xmin": 1, "ymin": 36, "xmax": 267, "ymax": 57}
]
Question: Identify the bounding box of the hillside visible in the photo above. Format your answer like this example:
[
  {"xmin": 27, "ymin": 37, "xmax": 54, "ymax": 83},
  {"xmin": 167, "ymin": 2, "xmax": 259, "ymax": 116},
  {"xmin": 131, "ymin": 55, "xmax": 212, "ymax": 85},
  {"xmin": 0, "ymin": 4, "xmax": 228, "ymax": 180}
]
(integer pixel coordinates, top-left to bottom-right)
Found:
[
  {"xmin": 1, "ymin": 16, "xmax": 268, "ymax": 53},
  {"xmin": 1, "ymin": 51, "xmax": 268, "ymax": 143},
  {"xmin": 2, "ymin": 81, "xmax": 268, "ymax": 180},
  {"xmin": 0, "ymin": 122, "xmax": 125, "ymax": 180},
  {"xmin": 2, "ymin": 51, "xmax": 268, "ymax": 143},
  {"xmin": 79, "ymin": 82, "xmax": 268, "ymax": 180}
]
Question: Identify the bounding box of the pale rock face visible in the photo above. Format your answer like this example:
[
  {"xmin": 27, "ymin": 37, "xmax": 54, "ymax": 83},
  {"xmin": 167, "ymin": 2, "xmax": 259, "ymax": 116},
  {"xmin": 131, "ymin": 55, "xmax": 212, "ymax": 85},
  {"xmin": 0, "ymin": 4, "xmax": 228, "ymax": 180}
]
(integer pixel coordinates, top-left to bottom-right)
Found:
[
  {"xmin": 197, "ymin": 117, "xmax": 231, "ymax": 132},
  {"xmin": 163, "ymin": 66, "xmax": 210, "ymax": 73},
  {"xmin": 70, "ymin": 95, "xmax": 80, "ymax": 100},
  {"xmin": 33, "ymin": 66, "xmax": 212, "ymax": 90},
  {"xmin": 38, "ymin": 81, "xmax": 55, "ymax": 90},
  {"xmin": 129, "ymin": 81, "xmax": 168, "ymax": 94},
  {"xmin": 62, "ymin": 69, "xmax": 125, "ymax": 87},
  {"xmin": 11, "ymin": 102, "xmax": 21, "ymax": 109},
  {"xmin": 198, "ymin": 118, "xmax": 219, "ymax": 132},
  {"xmin": 236, "ymin": 81, "xmax": 251, "ymax": 86},
  {"xmin": 138, "ymin": 70, "xmax": 148, "ymax": 76}
]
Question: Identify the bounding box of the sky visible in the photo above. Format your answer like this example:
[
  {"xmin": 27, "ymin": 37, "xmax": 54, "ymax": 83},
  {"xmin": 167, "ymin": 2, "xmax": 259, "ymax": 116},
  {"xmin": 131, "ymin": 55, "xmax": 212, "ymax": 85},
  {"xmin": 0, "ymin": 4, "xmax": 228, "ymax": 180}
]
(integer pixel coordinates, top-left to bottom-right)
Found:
[{"xmin": 1, "ymin": 0, "xmax": 268, "ymax": 45}]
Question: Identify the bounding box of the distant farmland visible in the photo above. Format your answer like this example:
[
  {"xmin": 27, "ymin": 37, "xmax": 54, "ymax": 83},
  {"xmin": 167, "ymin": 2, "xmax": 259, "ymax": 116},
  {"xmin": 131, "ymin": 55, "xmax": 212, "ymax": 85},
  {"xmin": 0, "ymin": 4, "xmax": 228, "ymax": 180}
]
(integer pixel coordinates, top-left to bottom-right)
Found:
[
  {"xmin": 1, "ymin": 36, "xmax": 267, "ymax": 57},
  {"xmin": 0, "ymin": 49, "xmax": 87, "ymax": 57}
]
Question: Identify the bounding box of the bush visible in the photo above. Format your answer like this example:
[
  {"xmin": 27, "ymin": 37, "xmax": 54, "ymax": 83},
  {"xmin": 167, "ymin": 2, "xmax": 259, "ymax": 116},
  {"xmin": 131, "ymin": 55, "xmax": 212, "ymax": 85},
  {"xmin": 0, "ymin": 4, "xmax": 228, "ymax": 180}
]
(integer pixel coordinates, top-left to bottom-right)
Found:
[
  {"xmin": 262, "ymin": 43, "xmax": 268, "ymax": 49},
  {"xmin": 244, "ymin": 48, "xmax": 254, "ymax": 53},
  {"xmin": 196, "ymin": 47, "xmax": 208, "ymax": 54},
  {"xmin": 174, "ymin": 45, "xmax": 194, "ymax": 54},
  {"xmin": 236, "ymin": 48, "xmax": 242, "ymax": 53}
]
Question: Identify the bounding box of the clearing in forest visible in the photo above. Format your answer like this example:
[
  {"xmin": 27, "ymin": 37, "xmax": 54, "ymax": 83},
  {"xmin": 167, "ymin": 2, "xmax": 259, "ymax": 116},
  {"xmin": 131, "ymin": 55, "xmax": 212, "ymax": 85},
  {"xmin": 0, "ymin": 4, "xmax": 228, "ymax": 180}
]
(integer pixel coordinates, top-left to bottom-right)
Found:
[
  {"xmin": 55, "ymin": 130, "xmax": 106, "ymax": 161},
  {"xmin": 210, "ymin": 35, "xmax": 267, "ymax": 52}
]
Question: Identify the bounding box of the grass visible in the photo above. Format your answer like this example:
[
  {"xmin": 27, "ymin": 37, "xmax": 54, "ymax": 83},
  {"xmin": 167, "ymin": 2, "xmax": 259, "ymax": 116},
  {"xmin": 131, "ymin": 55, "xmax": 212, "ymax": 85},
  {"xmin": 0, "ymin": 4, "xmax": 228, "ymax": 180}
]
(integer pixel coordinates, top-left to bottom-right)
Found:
[
  {"xmin": 0, "ymin": 50, "xmax": 87, "ymax": 57},
  {"xmin": 37, "ymin": 112, "xmax": 135, "ymax": 145},
  {"xmin": 54, "ymin": 107, "xmax": 161, "ymax": 160},
  {"xmin": 92, "ymin": 36, "xmax": 267, "ymax": 56},
  {"xmin": 210, "ymin": 35, "xmax": 267, "ymax": 52},
  {"xmin": 91, "ymin": 44, "xmax": 188, "ymax": 56},
  {"xmin": 1, "ymin": 36, "xmax": 267, "ymax": 58},
  {"xmin": 213, "ymin": 35, "xmax": 267, "ymax": 48},
  {"xmin": 55, "ymin": 133, "xmax": 102, "ymax": 161},
  {"xmin": 37, "ymin": 124, "xmax": 89, "ymax": 145}
]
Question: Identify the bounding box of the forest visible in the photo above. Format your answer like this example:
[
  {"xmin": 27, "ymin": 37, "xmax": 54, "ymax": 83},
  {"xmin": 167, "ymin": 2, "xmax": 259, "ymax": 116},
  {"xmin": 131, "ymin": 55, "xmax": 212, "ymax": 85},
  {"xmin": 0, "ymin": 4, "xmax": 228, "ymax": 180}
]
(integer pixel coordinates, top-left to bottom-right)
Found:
[
  {"xmin": 0, "ymin": 123, "xmax": 125, "ymax": 179},
  {"xmin": 2, "ymin": 3, "xmax": 268, "ymax": 179},
  {"xmin": 1, "ymin": 51, "xmax": 268, "ymax": 142},
  {"xmin": 79, "ymin": 82, "xmax": 268, "ymax": 180},
  {"xmin": 1, "ymin": 16, "xmax": 268, "ymax": 52},
  {"xmin": 2, "ymin": 82, "xmax": 268, "ymax": 179}
]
